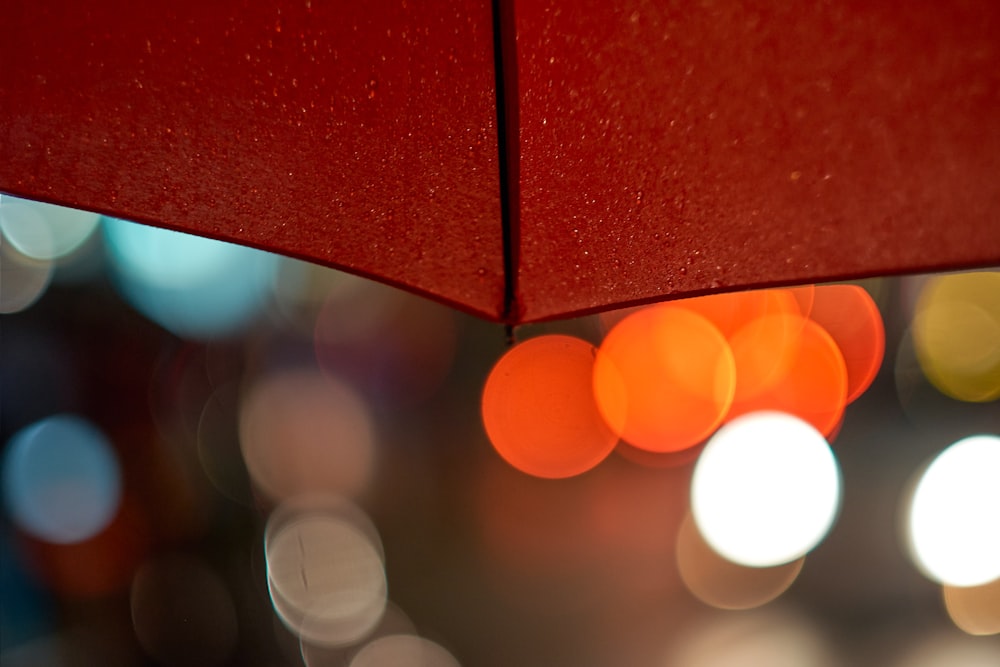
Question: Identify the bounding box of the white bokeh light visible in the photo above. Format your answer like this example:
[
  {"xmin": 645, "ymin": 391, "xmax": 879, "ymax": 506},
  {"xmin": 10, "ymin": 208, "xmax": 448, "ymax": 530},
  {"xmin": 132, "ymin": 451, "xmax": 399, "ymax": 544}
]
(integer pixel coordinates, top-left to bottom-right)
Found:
[
  {"xmin": 691, "ymin": 411, "xmax": 841, "ymax": 567},
  {"xmin": 265, "ymin": 500, "xmax": 387, "ymax": 647},
  {"xmin": 350, "ymin": 635, "xmax": 461, "ymax": 667},
  {"xmin": 0, "ymin": 195, "xmax": 100, "ymax": 260},
  {"xmin": 906, "ymin": 434, "xmax": 1000, "ymax": 587}
]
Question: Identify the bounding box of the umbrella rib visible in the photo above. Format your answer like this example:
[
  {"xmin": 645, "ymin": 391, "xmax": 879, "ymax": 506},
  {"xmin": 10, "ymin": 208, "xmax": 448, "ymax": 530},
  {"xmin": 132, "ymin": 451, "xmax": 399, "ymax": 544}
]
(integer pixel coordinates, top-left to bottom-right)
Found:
[{"xmin": 493, "ymin": 0, "xmax": 522, "ymax": 325}]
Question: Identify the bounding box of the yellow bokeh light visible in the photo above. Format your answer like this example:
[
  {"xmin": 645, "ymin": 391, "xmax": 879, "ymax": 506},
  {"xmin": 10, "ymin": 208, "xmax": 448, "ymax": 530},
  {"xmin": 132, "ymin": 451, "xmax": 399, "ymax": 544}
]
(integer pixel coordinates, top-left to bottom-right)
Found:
[{"xmin": 913, "ymin": 272, "xmax": 1000, "ymax": 403}]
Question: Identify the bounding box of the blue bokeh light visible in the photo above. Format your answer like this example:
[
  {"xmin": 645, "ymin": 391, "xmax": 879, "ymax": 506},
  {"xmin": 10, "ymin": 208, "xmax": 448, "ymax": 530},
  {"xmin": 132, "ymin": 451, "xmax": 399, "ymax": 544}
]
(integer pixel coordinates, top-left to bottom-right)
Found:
[
  {"xmin": 2, "ymin": 415, "xmax": 122, "ymax": 544},
  {"xmin": 102, "ymin": 217, "xmax": 279, "ymax": 339}
]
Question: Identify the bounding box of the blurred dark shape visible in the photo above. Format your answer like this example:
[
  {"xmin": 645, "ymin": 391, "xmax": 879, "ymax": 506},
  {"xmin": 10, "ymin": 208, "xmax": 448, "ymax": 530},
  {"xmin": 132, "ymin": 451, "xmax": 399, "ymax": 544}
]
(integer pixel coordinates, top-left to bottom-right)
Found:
[{"xmin": 130, "ymin": 554, "xmax": 239, "ymax": 666}]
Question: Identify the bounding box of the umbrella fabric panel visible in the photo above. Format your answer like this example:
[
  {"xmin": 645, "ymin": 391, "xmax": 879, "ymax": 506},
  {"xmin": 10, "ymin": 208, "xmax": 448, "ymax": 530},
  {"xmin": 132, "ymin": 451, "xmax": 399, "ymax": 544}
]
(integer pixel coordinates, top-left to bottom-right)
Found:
[
  {"xmin": 513, "ymin": 0, "xmax": 1000, "ymax": 322},
  {"xmin": 0, "ymin": 0, "xmax": 506, "ymax": 319}
]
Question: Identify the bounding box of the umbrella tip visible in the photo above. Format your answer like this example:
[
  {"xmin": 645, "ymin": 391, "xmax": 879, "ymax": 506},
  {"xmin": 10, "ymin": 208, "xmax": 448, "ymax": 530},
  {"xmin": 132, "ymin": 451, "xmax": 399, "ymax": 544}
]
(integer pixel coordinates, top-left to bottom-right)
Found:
[{"xmin": 504, "ymin": 324, "xmax": 516, "ymax": 347}]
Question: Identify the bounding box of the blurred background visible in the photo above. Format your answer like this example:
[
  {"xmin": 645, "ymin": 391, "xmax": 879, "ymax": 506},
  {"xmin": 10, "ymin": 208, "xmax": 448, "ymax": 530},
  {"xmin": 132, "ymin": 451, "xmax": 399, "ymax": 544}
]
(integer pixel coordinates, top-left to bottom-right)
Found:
[{"xmin": 2, "ymin": 194, "xmax": 999, "ymax": 666}]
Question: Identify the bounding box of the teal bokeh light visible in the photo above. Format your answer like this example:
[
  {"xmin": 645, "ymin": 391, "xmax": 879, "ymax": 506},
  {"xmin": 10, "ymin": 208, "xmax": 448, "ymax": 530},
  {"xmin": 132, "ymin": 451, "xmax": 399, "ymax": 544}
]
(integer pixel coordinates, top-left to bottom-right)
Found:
[{"xmin": 103, "ymin": 217, "xmax": 279, "ymax": 339}]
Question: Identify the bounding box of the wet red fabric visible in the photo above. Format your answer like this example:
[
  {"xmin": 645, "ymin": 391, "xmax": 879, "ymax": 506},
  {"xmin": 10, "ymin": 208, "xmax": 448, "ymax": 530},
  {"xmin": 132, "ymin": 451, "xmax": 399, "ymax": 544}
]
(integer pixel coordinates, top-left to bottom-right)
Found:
[{"xmin": 3, "ymin": 1, "xmax": 999, "ymax": 323}]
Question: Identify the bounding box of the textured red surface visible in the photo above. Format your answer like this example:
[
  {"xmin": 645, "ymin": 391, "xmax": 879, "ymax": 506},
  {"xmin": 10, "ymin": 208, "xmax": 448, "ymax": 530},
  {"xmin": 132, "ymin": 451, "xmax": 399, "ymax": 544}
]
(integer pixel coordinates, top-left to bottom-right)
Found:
[
  {"xmin": 0, "ymin": 0, "xmax": 504, "ymax": 319},
  {"xmin": 513, "ymin": 0, "xmax": 1000, "ymax": 321},
  {"xmin": 3, "ymin": 1, "xmax": 1000, "ymax": 323}
]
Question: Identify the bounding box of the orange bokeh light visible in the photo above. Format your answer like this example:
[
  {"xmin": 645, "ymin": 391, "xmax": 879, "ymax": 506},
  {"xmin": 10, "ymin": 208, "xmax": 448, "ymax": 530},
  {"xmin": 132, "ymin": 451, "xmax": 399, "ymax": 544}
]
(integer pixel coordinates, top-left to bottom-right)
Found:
[
  {"xmin": 727, "ymin": 314, "xmax": 848, "ymax": 436},
  {"xmin": 676, "ymin": 288, "xmax": 801, "ymax": 338},
  {"xmin": 789, "ymin": 285, "xmax": 816, "ymax": 318},
  {"xmin": 943, "ymin": 577, "xmax": 1000, "ymax": 636},
  {"xmin": 593, "ymin": 305, "xmax": 736, "ymax": 453},
  {"xmin": 482, "ymin": 335, "xmax": 618, "ymax": 478},
  {"xmin": 808, "ymin": 284, "xmax": 885, "ymax": 403}
]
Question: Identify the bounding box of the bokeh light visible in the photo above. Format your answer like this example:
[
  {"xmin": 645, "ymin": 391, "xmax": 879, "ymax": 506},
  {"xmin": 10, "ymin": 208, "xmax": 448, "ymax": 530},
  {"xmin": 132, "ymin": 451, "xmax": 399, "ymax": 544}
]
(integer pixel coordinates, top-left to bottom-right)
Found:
[
  {"xmin": 894, "ymin": 328, "xmax": 1000, "ymax": 434},
  {"xmin": 15, "ymin": 492, "xmax": 150, "ymax": 597},
  {"xmin": 667, "ymin": 609, "xmax": 835, "ymax": 667},
  {"xmin": 807, "ymin": 285, "xmax": 885, "ymax": 402},
  {"xmin": 906, "ymin": 434, "xmax": 1000, "ymax": 587},
  {"xmin": 676, "ymin": 512, "xmax": 803, "ymax": 610},
  {"xmin": 593, "ymin": 305, "xmax": 736, "ymax": 452},
  {"xmin": 0, "ymin": 195, "xmax": 100, "ymax": 260},
  {"xmin": 691, "ymin": 412, "xmax": 841, "ymax": 567},
  {"xmin": 726, "ymin": 312, "xmax": 804, "ymax": 400},
  {"xmin": 891, "ymin": 631, "xmax": 1000, "ymax": 667},
  {"xmin": 265, "ymin": 499, "xmax": 387, "ymax": 647},
  {"xmin": 789, "ymin": 285, "xmax": 816, "ymax": 317},
  {"xmin": 270, "ymin": 257, "xmax": 358, "ymax": 333},
  {"xmin": 0, "ymin": 240, "xmax": 53, "ymax": 314},
  {"xmin": 239, "ymin": 368, "xmax": 376, "ymax": 501},
  {"xmin": 726, "ymin": 314, "xmax": 848, "ymax": 436},
  {"xmin": 943, "ymin": 578, "xmax": 1000, "ymax": 636},
  {"xmin": 912, "ymin": 271, "xmax": 1000, "ymax": 403},
  {"xmin": 103, "ymin": 216, "xmax": 279, "ymax": 339},
  {"xmin": 300, "ymin": 601, "xmax": 416, "ymax": 667},
  {"xmin": 349, "ymin": 634, "xmax": 461, "ymax": 667},
  {"xmin": 130, "ymin": 554, "xmax": 239, "ymax": 666},
  {"xmin": 482, "ymin": 335, "xmax": 618, "ymax": 478},
  {"xmin": 314, "ymin": 279, "xmax": 458, "ymax": 408},
  {"xmin": 196, "ymin": 384, "xmax": 254, "ymax": 507},
  {"xmin": 2, "ymin": 415, "xmax": 122, "ymax": 544},
  {"xmin": 677, "ymin": 288, "xmax": 802, "ymax": 338}
]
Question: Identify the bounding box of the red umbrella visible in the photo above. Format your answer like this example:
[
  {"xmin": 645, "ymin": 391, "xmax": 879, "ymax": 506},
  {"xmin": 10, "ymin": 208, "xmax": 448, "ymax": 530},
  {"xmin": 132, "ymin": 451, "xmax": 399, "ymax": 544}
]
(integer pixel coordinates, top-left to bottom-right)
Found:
[{"xmin": 2, "ymin": 0, "xmax": 999, "ymax": 323}]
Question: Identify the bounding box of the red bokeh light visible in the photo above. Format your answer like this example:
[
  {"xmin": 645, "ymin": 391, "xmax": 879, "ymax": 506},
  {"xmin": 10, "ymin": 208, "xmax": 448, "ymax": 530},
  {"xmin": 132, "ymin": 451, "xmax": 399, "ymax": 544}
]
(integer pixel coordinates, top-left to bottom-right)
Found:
[{"xmin": 808, "ymin": 285, "xmax": 885, "ymax": 403}]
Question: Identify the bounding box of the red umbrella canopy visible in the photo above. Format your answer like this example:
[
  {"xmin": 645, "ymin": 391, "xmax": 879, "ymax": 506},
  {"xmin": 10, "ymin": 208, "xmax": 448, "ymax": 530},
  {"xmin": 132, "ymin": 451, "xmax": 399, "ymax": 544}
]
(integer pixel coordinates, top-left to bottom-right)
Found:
[{"xmin": 2, "ymin": 0, "xmax": 999, "ymax": 323}]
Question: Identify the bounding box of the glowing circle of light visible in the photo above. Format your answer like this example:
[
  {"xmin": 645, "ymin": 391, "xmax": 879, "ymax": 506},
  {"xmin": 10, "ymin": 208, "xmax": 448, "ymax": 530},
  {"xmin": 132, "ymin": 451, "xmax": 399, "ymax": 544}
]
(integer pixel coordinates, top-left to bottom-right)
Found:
[
  {"xmin": 676, "ymin": 512, "xmax": 803, "ymax": 610},
  {"xmin": 239, "ymin": 368, "xmax": 376, "ymax": 501},
  {"xmin": 0, "ymin": 240, "xmax": 53, "ymax": 313},
  {"xmin": 669, "ymin": 610, "xmax": 833, "ymax": 667},
  {"xmin": 913, "ymin": 272, "xmax": 1000, "ymax": 403},
  {"xmin": 265, "ymin": 502, "xmax": 387, "ymax": 647},
  {"xmin": 691, "ymin": 411, "xmax": 841, "ymax": 567},
  {"xmin": 482, "ymin": 335, "xmax": 619, "ymax": 478},
  {"xmin": 593, "ymin": 305, "xmax": 736, "ymax": 453},
  {"xmin": 103, "ymin": 216, "xmax": 278, "ymax": 339},
  {"xmin": 807, "ymin": 285, "xmax": 885, "ymax": 403},
  {"xmin": 677, "ymin": 288, "xmax": 802, "ymax": 338},
  {"xmin": 300, "ymin": 601, "xmax": 417, "ymax": 667},
  {"xmin": 891, "ymin": 632, "xmax": 1000, "ymax": 667},
  {"xmin": 943, "ymin": 578, "xmax": 1000, "ymax": 636},
  {"xmin": 0, "ymin": 195, "xmax": 100, "ymax": 260},
  {"xmin": 349, "ymin": 635, "xmax": 460, "ymax": 667},
  {"xmin": 906, "ymin": 434, "xmax": 1000, "ymax": 587},
  {"xmin": 726, "ymin": 314, "xmax": 848, "ymax": 437},
  {"xmin": 2, "ymin": 415, "xmax": 122, "ymax": 544}
]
